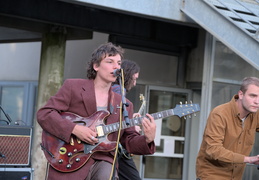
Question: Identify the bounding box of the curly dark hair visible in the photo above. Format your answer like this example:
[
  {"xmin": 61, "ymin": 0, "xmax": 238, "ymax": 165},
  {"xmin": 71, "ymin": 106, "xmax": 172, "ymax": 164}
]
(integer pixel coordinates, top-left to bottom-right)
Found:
[
  {"xmin": 86, "ymin": 42, "xmax": 124, "ymax": 79},
  {"xmin": 113, "ymin": 59, "xmax": 140, "ymax": 91}
]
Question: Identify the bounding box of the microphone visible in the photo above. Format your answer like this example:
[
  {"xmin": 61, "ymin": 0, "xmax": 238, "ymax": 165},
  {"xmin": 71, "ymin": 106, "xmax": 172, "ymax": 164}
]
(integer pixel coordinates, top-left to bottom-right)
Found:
[{"xmin": 113, "ymin": 69, "xmax": 121, "ymax": 77}]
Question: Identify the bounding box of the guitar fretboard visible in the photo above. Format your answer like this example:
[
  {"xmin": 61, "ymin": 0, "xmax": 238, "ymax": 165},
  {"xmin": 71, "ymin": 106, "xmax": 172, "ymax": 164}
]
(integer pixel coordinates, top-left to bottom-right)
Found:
[
  {"xmin": 99, "ymin": 103, "xmax": 199, "ymax": 136},
  {"xmin": 102, "ymin": 109, "xmax": 175, "ymax": 135}
]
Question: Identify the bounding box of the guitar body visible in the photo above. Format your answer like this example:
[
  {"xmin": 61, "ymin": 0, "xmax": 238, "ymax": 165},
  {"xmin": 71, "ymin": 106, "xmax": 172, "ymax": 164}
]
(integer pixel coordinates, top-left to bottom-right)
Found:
[{"xmin": 41, "ymin": 110, "xmax": 116, "ymax": 172}]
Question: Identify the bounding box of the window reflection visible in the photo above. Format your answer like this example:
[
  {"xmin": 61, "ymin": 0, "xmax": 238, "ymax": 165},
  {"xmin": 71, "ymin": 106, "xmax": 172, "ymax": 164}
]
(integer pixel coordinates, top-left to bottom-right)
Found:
[
  {"xmin": 1, "ymin": 87, "xmax": 24, "ymax": 126},
  {"xmin": 0, "ymin": 82, "xmax": 37, "ymax": 127},
  {"xmin": 144, "ymin": 89, "xmax": 188, "ymax": 179},
  {"xmin": 145, "ymin": 156, "xmax": 183, "ymax": 179},
  {"xmin": 213, "ymin": 40, "xmax": 259, "ymax": 180}
]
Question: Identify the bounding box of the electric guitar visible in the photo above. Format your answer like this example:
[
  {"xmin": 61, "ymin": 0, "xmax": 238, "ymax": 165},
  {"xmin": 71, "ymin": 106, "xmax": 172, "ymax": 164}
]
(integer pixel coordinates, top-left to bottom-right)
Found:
[{"xmin": 41, "ymin": 102, "xmax": 200, "ymax": 172}]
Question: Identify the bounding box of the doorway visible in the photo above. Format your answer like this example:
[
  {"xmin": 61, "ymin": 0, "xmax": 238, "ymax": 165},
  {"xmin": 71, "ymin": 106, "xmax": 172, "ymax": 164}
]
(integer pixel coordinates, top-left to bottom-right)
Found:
[{"xmin": 141, "ymin": 85, "xmax": 193, "ymax": 180}]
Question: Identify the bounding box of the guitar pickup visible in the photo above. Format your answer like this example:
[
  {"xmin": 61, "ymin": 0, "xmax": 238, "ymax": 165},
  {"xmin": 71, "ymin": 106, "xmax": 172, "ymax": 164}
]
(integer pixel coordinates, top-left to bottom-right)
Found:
[
  {"xmin": 70, "ymin": 137, "xmax": 74, "ymax": 146},
  {"xmin": 96, "ymin": 125, "xmax": 104, "ymax": 137}
]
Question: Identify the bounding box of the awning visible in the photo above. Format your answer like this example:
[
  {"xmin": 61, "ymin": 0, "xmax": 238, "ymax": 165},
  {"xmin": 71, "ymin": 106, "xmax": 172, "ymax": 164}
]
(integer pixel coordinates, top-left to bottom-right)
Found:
[{"xmin": 181, "ymin": 0, "xmax": 259, "ymax": 70}]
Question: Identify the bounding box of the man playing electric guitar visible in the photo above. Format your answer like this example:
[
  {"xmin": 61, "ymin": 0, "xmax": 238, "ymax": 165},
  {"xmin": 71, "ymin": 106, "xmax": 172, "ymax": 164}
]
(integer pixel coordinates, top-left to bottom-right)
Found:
[{"xmin": 37, "ymin": 43, "xmax": 157, "ymax": 180}]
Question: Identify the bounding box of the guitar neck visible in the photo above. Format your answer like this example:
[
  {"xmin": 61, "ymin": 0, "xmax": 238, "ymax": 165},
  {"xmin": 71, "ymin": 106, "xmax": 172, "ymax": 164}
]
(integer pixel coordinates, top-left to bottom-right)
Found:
[
  {"xmin": 137, "ymin": 103, "xmax": 145, "ymax": 115},
  {"xmin": 101, "ymin": 109, "xmax": 175, "ymax": 135},
  {"xmin": 98, "ymin": 103, "xmax": 199, "ymax": 136},
  {"xmin": 137, "ymin": 94, "xmax": 146, "ymax": 115}
]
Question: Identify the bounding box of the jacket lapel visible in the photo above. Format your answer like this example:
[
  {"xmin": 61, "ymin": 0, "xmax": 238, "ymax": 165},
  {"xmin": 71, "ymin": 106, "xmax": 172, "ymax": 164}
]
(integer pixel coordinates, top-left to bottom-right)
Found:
[
  {"xmin": 81, "ymin": 80, "xmax": 97, "ymax": 116},
  {"xmin": 81, "ymin": 79, "xmax": 117, "ymax": 116}
]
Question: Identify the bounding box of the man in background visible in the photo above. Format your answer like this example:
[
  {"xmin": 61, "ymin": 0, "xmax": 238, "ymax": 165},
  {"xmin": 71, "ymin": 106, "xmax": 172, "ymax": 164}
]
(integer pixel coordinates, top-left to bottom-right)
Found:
[{"xmin": 196, "ymin": 77, "xmax": 259, "ymax": 180}]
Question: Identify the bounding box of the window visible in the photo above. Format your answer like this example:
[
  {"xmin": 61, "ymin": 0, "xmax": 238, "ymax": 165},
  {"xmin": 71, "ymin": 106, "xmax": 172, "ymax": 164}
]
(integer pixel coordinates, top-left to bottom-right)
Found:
[{"xmin": 0, "ymin": 81, "xmax": 37, "ymax": 127}]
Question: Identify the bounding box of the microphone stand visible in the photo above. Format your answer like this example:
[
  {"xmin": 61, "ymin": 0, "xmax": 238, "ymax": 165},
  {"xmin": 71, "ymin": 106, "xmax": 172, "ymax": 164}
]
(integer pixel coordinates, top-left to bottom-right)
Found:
[
  {"xmin": 117, "ymin": 72, "xmax": 130, "ymax": 126},
  {"xmin": 0, "ymin": 105, "xmax": 8, "ymax": 179},
  {"xmin": 0, "ymin": 105, "xmax": 12, "ymax": 125},
  {"xmin": 110, "ymin": 69, "xmax": 130, "ymax": 180}
]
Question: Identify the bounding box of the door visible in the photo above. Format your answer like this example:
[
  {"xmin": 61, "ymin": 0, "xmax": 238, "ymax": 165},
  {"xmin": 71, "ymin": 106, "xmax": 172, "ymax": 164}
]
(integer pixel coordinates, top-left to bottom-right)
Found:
[{"xmin": 141, "ymin": 85, "xmax": 192, "ymax": 180}]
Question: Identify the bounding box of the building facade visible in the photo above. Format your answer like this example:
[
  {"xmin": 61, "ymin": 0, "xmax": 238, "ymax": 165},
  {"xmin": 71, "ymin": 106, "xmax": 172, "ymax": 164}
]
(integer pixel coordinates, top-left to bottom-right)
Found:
[{"xmin": 0, "ymin": 0, "xmax": 259, "ymax": 179}]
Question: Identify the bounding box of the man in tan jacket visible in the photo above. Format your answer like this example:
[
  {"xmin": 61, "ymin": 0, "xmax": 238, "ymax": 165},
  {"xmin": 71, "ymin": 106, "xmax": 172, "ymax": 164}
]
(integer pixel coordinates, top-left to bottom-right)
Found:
[{"xmin": 196, "ymin": 77, "xmax": 259, "ymax": 180}]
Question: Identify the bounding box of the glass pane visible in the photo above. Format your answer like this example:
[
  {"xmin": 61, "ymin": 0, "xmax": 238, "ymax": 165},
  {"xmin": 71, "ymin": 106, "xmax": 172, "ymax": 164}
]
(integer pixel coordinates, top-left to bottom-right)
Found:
[
  {"xmin": 125, "ymin": 49, "xmax": 178, "ymax": 87},
  {"xmin": 145, "ymin": 156, "xmax": 183, "ymax": 179},
  {"xmin": 0, "ymin": 86, "xmax": 24, "ymax": 126},
  {"xmin": 214, "ymin": 41, "xmax": 259, "ymax": 80},
  {"xmin": 175, "ymin": 140, "xmax": 184, "ymax": 154},
  {"xmin": 211, "ymin": 82, "xmax": 240, "ymax": 110},
  {"xmin": 149, "ymin": 90, "xmax": 187, "ymax": 137},
  {"xmin": 144, "ymin": 89, "xmax": 188, "ymax": 179},
  {"xmin": 155, "ymin": 139, "xmax": 185, "ymax": 155}
]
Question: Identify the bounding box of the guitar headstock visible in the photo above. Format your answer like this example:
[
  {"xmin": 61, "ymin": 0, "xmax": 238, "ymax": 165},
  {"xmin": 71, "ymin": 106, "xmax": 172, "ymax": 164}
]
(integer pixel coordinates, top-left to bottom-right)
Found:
[
  {"xmin": 138, "ymin": 94, "xmax": 146, "ymax": 115},
  {"xmin": 173, "ymin": 101, "xmax": 200, "ymax": 118},
  {"xmin": 139, "ymin": 94, "xmax": 145, "ymax": 101}
]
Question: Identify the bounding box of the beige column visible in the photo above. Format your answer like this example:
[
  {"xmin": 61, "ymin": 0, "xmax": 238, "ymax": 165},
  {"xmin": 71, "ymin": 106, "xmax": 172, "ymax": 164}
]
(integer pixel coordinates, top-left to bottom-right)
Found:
[{"xmin": 31, "ymin": 26, "xmax": 67, "ymax": 180}]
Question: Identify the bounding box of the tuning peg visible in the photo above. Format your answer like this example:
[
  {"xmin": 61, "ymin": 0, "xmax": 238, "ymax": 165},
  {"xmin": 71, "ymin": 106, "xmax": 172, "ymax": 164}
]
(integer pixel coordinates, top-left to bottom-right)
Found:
[
  {"xmin": 190, "ymin": 101, "xmax": 193, "ymax": 106},
  {"xmin": 180, "ymin": 101, "xmax": 183, "ymax": 107},
  {"xmin": 185, "ymin": 101, "xmax": 188, "ymax": 106},
  {"xmin": 184, "ymin": 116, "xmax": 187, "ymax": 120},
  {"xmin": 188, "ymin": 115, "xmax": 191, "ymax": 118},
  {"xmin": 194, "ymin": 113, "xmax": 197, "ymax": 117}
]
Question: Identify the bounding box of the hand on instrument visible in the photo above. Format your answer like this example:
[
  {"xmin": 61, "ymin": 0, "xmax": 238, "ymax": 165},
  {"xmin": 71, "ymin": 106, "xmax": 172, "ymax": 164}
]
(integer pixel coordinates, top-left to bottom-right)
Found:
[
  {"xmin": 142, "ymin": 114, "xmax": 156, "ymax": 143},
  {"xmin": 72, "ymin": 124, "xmax": 98, "ymax": 145},
  {"xmin": 133, "ymin": 113, "xmax": 141, "ymax": 118}
]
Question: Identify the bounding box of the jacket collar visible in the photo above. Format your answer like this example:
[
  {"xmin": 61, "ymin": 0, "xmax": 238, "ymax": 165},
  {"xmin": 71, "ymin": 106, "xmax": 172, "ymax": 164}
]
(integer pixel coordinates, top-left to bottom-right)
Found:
[{"xmin": 81, "ymin": 79, "xmax": 115, "ymax": 115}]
